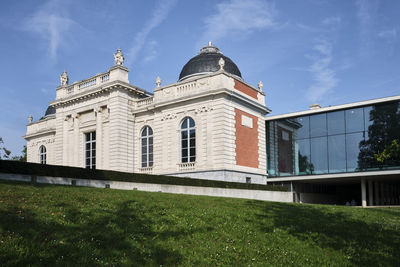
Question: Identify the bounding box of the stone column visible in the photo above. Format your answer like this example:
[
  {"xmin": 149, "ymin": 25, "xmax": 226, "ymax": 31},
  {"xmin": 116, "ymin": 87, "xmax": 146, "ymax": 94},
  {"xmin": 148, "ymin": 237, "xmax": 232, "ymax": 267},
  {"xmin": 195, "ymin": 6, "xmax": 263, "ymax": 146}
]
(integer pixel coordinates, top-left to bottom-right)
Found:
[
  {"xmin": 73, "ymin": 113, "xmax": 80, "ymax": 167},
  {"xmin": 95, "ymin": 107, "xmax": 103, "ymax": 169},
  {"xmin": 368, "ymin": 180, "xmax": 374, "ymax": 206},
  {"xmin": 361, "ymin": 178, "xmax": 367, "ymax": 207}
]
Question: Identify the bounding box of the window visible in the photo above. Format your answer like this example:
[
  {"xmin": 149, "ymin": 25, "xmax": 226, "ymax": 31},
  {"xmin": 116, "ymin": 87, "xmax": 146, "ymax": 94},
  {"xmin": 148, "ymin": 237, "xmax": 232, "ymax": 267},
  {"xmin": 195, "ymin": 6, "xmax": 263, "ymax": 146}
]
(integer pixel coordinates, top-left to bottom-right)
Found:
[
  {"xmin": 181, "ymin": 117, "xmax": 195, "ymax": 163},
  {"xmin": 85, "ymin": 131, "xmax": 96, "ymax": 169},
  {"xmin": 141, "ymin": 126, "xmax": 153, "ymax": 167},
  {"xmin": 39, "ymin": 145, "xmax": 46, "ymax": 164}
]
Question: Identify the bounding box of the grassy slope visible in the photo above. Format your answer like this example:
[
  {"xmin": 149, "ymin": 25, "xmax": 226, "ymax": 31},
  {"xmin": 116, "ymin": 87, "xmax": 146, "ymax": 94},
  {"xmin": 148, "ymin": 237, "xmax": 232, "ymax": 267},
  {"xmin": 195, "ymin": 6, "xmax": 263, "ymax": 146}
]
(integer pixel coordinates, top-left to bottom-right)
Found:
[{"xmin": 0, "ymin": 181, "xmax": 399, "ymax": 266}]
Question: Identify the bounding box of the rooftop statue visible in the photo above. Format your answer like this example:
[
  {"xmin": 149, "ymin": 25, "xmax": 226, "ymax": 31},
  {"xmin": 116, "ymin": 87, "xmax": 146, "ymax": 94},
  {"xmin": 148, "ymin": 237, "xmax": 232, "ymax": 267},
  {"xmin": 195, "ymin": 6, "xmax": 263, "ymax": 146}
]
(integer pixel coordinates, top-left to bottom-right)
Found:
[
  {"xmin": 114, "ymin": 48, "xmax": 124, "ymax": 66},
  {"xmin": 60, "ymin": 70, "xmax": 69, "ymax": 86}
]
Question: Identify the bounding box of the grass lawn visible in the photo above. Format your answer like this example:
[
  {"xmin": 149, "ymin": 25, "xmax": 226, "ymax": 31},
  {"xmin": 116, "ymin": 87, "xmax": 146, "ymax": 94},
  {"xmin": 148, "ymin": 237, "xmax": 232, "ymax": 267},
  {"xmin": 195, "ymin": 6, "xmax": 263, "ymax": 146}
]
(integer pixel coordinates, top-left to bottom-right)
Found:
[{"xmin": 0, "ymin": 181, "xmax": 399, "ymax": 266}]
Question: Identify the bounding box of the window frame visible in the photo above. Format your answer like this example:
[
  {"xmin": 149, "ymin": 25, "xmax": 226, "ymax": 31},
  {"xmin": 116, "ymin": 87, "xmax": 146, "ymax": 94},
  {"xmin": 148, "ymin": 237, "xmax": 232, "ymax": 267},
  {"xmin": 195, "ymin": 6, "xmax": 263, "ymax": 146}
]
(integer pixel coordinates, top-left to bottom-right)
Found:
[
  {"xmin": 140, "ymin": 126, "xmax": 154, "ymax": 168},
  {"xmin": 180, "ymin": 117, "xmax": 196, "ymax": 163},
  {"xmin": 39, "ymin": 145, "xmax": 46, "ymax": 164},
  {"xmin": 85, "ymin": 131, "xmax": 96, "ymax": 169}
]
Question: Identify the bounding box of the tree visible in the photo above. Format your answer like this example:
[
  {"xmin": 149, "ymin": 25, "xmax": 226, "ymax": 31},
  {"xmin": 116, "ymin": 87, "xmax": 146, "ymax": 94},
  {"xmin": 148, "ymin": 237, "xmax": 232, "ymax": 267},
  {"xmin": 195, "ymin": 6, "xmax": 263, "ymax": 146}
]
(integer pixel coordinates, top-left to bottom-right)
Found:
[{"xmin": 0, "ymin": 137, "xmax": 11, "ymax": 160}]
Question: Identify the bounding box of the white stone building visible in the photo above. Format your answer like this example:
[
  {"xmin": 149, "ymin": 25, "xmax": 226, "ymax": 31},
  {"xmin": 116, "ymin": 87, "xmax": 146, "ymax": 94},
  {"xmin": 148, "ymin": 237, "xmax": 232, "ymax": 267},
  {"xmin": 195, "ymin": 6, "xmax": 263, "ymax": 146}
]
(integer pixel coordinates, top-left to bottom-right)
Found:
[{"xmin": 24, "ymin": 44, "xmax": 270, "ymax": 184}]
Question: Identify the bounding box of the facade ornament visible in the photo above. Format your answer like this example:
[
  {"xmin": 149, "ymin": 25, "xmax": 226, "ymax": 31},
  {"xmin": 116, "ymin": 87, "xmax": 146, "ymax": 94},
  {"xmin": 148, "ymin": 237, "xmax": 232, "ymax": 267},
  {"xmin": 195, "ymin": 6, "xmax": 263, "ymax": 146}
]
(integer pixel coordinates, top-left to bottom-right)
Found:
[
  {"xmin": 258, "ymin": 81, "xmax": 263, "ymax": 92},
  {"xmin": 28, "ymin": 115, "xmax": 33, "ymax": 123},
  {"xmin": 156, "ymin": 76, "xmax": 162, "ymax": 88},
  {"xmin": 60, "ymin": 70, "xmax": 69, "ymax": 86},
  {"xmin": 218, "ymin": 57, "xmax": 225, "ymax": 71},
  {"xmin": 114, "ymin": 48, "xmax": 124, "ymax": 66}
]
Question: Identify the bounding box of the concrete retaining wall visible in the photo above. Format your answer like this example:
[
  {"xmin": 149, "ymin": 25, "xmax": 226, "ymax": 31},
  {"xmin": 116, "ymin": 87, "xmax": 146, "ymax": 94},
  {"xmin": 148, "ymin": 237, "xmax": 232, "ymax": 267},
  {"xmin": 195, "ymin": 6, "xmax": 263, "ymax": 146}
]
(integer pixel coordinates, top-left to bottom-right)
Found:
[{"xmin": 0, "ymin": 172, "xmax": 293, "ymax": 203}]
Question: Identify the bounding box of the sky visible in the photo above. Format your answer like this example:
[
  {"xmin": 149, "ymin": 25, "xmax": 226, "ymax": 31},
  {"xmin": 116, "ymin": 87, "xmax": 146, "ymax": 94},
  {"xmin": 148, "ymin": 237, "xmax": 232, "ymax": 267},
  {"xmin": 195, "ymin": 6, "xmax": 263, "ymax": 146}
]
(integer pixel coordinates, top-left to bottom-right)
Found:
[{"xmin": 0, "ymin": 0, "xmax": 399, "ymax": 156}]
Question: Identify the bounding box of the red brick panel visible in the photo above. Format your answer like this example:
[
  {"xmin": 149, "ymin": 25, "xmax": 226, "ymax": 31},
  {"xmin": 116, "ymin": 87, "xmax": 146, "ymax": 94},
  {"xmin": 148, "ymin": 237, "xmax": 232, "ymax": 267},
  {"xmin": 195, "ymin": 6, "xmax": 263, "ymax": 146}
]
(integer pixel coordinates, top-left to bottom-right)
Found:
[
  {"xmin": 234, "ymin": 80, "xmax": 258, "ymax": 99},
  {"xmin": 235, "ymin": 108, "xmax": 259, "ymax": 168}
]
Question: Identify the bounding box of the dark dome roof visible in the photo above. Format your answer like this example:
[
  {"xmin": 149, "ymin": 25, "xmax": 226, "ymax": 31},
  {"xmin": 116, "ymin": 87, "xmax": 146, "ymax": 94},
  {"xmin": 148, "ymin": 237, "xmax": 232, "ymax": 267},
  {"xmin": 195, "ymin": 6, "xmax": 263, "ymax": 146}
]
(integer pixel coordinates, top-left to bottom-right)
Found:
[
  {"xmin": 44, "ymin": 106, "xmax": 56, "ymax": 116},
  {"xmin": 179, "ymin": 43, "xmax": 242, "ymax": 81}
]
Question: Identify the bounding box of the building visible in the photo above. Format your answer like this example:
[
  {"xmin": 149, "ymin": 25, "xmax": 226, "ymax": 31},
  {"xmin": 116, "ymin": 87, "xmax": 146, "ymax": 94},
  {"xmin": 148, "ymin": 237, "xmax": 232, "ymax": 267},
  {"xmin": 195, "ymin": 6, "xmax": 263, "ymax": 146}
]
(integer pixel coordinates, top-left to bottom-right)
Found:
[
  {"xmin": 24, "ymin": 44, "xmax": 269, "ymax": 184},
  {"xmin": 24, "ymin": 44, "xmax": 400, "ymax": 206}
]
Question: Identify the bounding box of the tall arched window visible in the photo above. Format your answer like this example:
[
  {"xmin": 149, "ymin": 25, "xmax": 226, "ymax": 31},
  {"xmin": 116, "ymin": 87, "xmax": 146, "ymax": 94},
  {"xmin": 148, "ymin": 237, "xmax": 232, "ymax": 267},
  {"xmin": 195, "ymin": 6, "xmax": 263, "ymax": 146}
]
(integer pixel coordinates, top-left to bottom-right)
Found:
[
  {"xmin": 181, "ymin": 117, "xmax": 195, "ymax": 163},
  {"xmin": 141, "ymin": 126, "xmax": 153, "ymax": 167},
  {"xmin": 39, "ymin": 145, "xmax": 46, "ymax": 164}
]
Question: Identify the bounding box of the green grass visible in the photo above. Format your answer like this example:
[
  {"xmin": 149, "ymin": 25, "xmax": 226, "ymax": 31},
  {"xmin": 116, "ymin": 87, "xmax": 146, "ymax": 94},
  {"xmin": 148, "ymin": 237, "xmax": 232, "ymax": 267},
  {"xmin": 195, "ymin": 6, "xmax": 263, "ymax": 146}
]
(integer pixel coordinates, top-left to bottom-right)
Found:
[{"xmin": 0, "ymin": 181, "xmax": 399, "ymax": 266}]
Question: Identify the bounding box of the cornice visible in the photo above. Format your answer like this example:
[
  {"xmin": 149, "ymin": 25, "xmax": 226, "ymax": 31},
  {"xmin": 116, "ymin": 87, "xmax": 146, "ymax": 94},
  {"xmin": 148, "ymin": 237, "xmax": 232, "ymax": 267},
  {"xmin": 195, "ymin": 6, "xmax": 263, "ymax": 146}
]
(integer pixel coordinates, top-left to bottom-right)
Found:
[
  {"xmin": 51, "ymin": 81, "xmax": 151, "ymax": 107},
  {"xmin": 133, "ymin": 87, "xmax": 270, "ymax": 115}
]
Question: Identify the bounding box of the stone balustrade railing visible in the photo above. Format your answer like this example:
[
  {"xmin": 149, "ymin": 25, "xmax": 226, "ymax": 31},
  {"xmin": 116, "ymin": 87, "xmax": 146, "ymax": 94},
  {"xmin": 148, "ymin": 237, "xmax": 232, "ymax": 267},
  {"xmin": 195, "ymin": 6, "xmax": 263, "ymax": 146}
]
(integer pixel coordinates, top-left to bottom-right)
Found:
[
  {"xmin": 64, "ymin": 72, "xmax": 111, "ymax": 96},
  {"xmin": 139, "ymin": 167, "xmax": 153, "ymax": 174},
  {"xmin": 176, "ymin": 81, "xmax": 197, "ymax": 94},
  {"xmin": 136, "ymin": 97, "xmax": 154, "ymax": 108},
  {"xmin": 178, "ymin": 162, "xmax": 196, "ymax": 171}
]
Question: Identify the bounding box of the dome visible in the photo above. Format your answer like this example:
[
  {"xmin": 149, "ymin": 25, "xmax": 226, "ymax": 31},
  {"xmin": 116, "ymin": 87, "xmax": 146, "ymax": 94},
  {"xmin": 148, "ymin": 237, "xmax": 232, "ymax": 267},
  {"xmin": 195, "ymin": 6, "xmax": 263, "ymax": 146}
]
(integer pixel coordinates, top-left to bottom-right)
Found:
[
  {"xmin": 178, "ymin": 43, "xmax": 242, "ymax": 81},
  {"xmin": 44, "ymin": 106, "xmax": 56, "ymax": 117}
]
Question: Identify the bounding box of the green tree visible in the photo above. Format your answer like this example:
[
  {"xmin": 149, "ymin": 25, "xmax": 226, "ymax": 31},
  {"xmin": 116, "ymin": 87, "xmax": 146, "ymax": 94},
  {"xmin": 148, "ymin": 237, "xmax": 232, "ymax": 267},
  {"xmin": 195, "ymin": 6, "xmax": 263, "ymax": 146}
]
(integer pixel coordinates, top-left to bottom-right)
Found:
[{"xmin": 0, "ymin": 137, "xmax": 11, "ymax": 160}]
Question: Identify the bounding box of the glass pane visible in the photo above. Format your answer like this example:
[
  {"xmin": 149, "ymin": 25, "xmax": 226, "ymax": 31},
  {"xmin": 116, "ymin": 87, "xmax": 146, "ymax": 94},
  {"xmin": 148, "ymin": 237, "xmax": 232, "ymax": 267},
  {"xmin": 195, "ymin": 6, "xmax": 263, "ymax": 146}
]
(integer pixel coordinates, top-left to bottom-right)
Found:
[
  {"xmin": 149, "ymin": 137, "xmax": 153, "ymax": 145},
  {"xmin": 141, "ymin": 146, "xmax": 147, "ymax": 154},
  {"xmin": 142, "ymin": 138, "xmax": 147, "ymax": 146},
  {"xmin": 327, "ymin": 111, "xmax": 345, "ymax": 136},
  {"xmin": 328, "ymin": 135, "xmax": 346, "ymax": 173},
  {"xmin": 149, "ymin": 161, "xmax": 153, "ymax": 167},
  {"xmin": 360, "ymin": 102, "xmax": 400, "ymax": 170},
  {"xmin": 92, "ymin": 132, "xmax": 96, "ymax": 140},
  {"xmin": 182, "ymin": 157, "xmax": 188, "ymax": 163},
  {"xmin": 295, "ymin": 116, "xmax": 309, "ymax": 139},
  {"xmin": 364, "ymin": 106, "xmax": 373, "ymax": 131},
  {"xmin": 190, "ymin": 148, "xmax": 195, "ymax": 157},
  {"xmin": 149, "ymin": 144, "xmax": 153, "ymax": 154},
  {"xmin": 182, "ymin": 149, "xmax": 188, "ymax": 157},
  {"xmin": 181, "ymin": 131, "xmax": 188, "ymax": 139},
  {"xmin": 142, "ymin": 162, "xmax": 146, "ymax": 167},
  {"xmin": 191, "ymin": 139, "xmax": 196, "ymax": 147},
  {"xmin": 86, "ymin": 151, "xmax": 90, "ymax": 158},
  {"xmin": 149, "ymin": 153, "xmax": 153, "ymax": 162},
  {"xmin": 346, "ymin": 108, "xmax": 364, "ymax": 133},
  {"xmin": 141, "ymin": 127, "xmax": 147, "ymax": 137},
  {"xmin": 296, "ymin": 139, "xmax": 311, "ymax": 175},
  {"xmin": 148, "ymin": 127, "xmax": 153, "ymax": 135},
  {"xmin": 86, "ymin": 133, "xmax": 90, "ymax": 142},
  {"xmin": 92, "ymin": 142, "xmax": 96, "ymax": 149},
  {"xmin": 190, "ymin": 156, "xmax": 196, "ymax": 162},
  {"xmin": 190, "ymin": 129, "xmax": 195, "ymax": 138},
  {"xmin": 310, "ymin": 113, "xmax": 327, "ymax": 138},
  {"xmin": 92, "ymin": 150, "xmax": 96, "ymax": 157},
  {"xmin": 181, "ymin": 118, "xmax": 188, "ymax": 129},
  {"xmin": 346, "ymin": 132, "xmax": 364, "ymax": 172},
  {"xmin": 310, "ymin": 136, "xmax": 328, "ymax": 174},
  {"xmin": 86, "ymin": 143, "xmax": 90, "ymax": 150},
  {"xmin": 86, "ymin": 159, "xmax": 90, "ymax": 166},
  {"xmin": 182, "ymin": 140, "xmax": 187, "ymax": 149},
  {"xmin": 189, "ymin": 118, "xmax": 195, "ymax": 128},
  {"xmin": 142, "ymin": 155, "xmax": 147, "ymax": 163},
  {"xmin": 278, "ymin": 127, "xmax": 293, "ymax": 175}
]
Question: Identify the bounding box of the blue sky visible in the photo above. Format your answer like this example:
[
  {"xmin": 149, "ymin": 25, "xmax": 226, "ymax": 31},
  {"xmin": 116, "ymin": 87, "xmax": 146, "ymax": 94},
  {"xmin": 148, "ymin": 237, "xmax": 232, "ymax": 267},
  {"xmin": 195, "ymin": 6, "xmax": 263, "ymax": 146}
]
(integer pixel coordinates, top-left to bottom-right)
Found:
[{"xmin": 0, "ymin": 0, "xmax": 399, "ymax": 156}]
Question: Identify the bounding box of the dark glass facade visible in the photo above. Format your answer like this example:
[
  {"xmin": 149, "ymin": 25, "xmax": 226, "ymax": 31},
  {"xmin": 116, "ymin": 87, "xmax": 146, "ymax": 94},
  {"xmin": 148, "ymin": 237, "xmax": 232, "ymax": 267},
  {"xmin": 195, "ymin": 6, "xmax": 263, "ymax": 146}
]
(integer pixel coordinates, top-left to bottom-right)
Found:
[{"xmin": 266, "ymin": 100, "xmax": 400, "ymax": 177}]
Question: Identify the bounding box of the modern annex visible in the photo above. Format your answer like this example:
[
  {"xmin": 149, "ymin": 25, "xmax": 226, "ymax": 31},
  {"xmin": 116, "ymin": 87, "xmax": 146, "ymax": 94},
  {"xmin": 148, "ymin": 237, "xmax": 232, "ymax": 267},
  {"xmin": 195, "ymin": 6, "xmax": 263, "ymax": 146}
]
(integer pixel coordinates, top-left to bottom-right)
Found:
[{"xmin": 24, "ymin": 43, "xmax": 400, "ymax": 207}]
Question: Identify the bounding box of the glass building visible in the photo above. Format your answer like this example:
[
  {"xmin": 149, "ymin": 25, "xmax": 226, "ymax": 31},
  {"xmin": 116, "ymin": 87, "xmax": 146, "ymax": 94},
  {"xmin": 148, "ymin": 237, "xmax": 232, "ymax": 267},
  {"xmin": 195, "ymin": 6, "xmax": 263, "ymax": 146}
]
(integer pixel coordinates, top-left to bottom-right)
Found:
[{"xmin": 266, "ymin": 99, "xmax": 400, "ymax": 178}]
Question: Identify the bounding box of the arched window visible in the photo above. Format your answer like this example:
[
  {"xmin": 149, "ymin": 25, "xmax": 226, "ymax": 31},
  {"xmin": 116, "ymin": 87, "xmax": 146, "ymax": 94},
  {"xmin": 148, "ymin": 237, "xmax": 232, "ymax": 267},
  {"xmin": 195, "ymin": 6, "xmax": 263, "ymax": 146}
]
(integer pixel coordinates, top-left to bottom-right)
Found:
[
  {"xmin": 39, "ymin": 145, "xmax": 46, "ymax": 164},
  {"xmin": 141, "ymin": 126, "xmax": 153, "ymax": 167},
  {"xmin": 181, "ymin": 117, "xmax": 195, "ymax": 163}
]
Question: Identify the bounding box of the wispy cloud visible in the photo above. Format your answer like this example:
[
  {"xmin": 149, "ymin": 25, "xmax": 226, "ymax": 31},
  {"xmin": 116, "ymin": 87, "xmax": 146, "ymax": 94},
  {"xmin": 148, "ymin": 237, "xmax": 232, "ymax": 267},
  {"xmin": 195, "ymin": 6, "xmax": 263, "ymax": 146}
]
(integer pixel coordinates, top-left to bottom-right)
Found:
[
  {"xmin": 126, "ymin": 0, "xmax": 177, "ymax": 66},
  {"xmin": 306, "ymin": 40, "xmax": 338, "ymax": 102},
  {"xmin": 142, "ymin": 40, "xmax": 158, "ymax": 63},
  {"xmin": 322, "ymin": 16, "xmax": 341, "ymax": 28},
  {"xmin": 199, "ymin": 0, "xmax": 276, "ymax": 45},
  {"xmin": 378, "ymin": 28, "xmax": 398, "ymax": 39},
  {"xmin": 356, "ymin": 0, "xmax": 378, "ymax": 56},
  {"xmin": 22, "ymin": 0, "xmax": 77, "ymax": 60}
]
